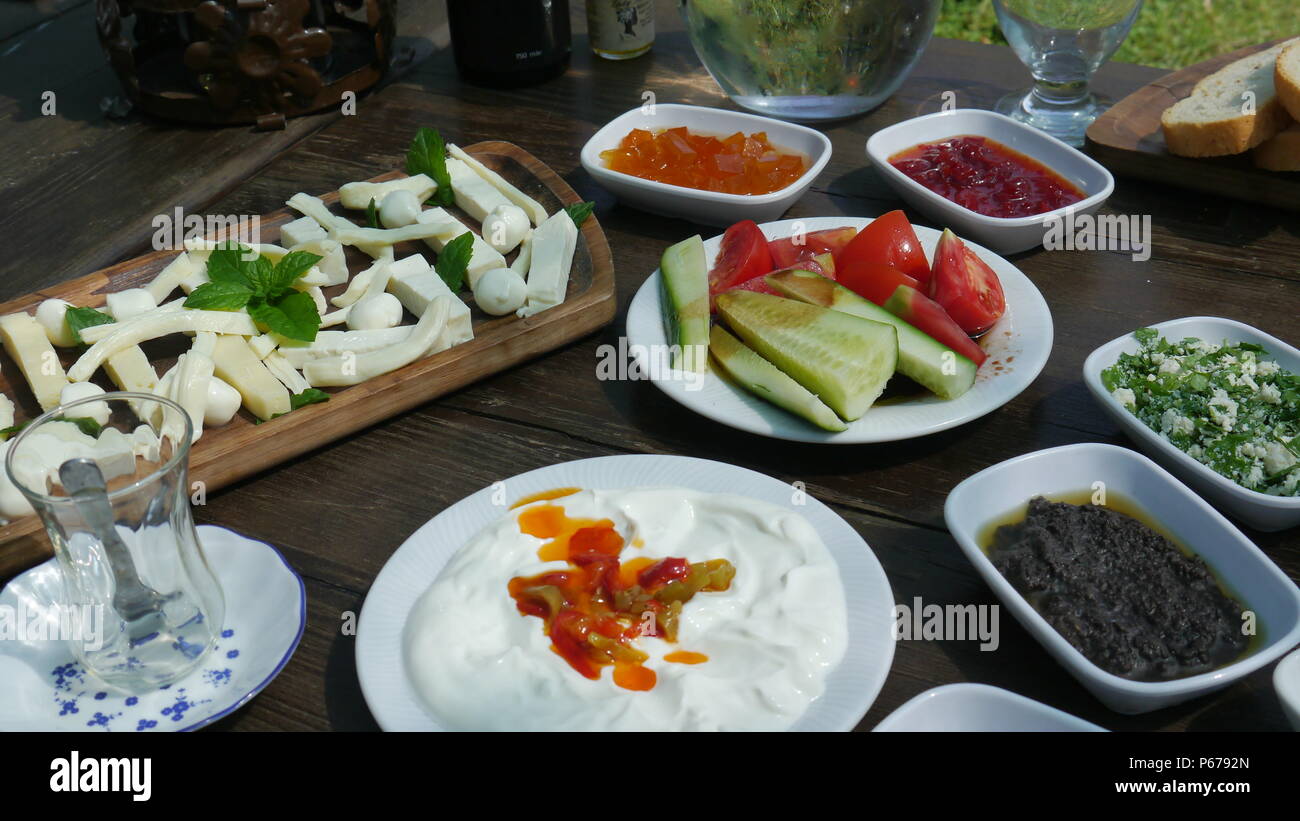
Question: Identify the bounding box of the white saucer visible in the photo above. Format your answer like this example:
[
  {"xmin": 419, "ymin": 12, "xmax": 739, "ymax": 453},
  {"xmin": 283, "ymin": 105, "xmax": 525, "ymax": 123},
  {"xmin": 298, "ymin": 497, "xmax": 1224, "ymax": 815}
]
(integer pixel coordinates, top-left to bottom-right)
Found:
[
  {"xmin": 0, "ymin": 525, "xmax": 305, "ymax": 732},
  {"xmin": 357, "ymin": 454, "xmax": 896, "ymax": 731}
]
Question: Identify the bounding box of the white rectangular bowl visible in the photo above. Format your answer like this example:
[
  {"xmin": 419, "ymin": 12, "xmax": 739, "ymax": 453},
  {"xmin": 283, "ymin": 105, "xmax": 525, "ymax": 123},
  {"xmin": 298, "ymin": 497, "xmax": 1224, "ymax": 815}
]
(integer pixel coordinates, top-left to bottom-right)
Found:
[
  {"xmin": 1083, "ymin": 316, "xmax": 1300, "ymax": 531},
  {"xmin": 945, "ymin": 442, "xmax": 1300, "ymax": 715},
  {"xmin": 865, "ymin": 109, "xmax": 1113, "ymax": 254},
  {"xmin": 873, "ymin": 683, "xmax": 1106, "ymax": 732},
  {"xmin": 579, "ymin": 104, "xmax": 831, "ymax": 226},
  {"xmin": 1274, "ymin": 648, "xmax": 1300, "ymax": 731}
]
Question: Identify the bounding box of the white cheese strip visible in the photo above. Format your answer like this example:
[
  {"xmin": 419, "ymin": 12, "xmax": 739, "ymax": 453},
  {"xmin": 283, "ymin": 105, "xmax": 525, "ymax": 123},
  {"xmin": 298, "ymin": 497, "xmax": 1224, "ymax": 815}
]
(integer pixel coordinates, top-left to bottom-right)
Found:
[
  {"xmin": 248, "ymin": 334, "xmax": 278, "ymax": 360},
  {"xmin": 263, "ymin": 351, "xmax": 312, "ymax": 393},
  {"xmin": 171, "ymin": 340, "xmax": 215, "ymax": 443},
  {"xmin": 0, "ymin": 313, "xmax": 69, "ymax": 412},
  {"xmin": 103, "ymin": 345, "xmax": 159, "ymax": 418},
  {"xmin": 386, "ymin": 260, "xmax": 473, "ymax": 352},
  {"xmin": 69, "ymin": 309, "xmax": 257, "ymax": 383},
  {"xmin": 319, "ymin": 306, "xmax": 351, "ymax": 328},
  {"xmin": 275, "ymin": 327, "xmax": 413, "ymax": 367},
  {"xmin": 510, "ymin": 230, "xmax": 534, "ymax": 274},
  {"xmin": 211, "ymin": 335, "xmax": 290, "ymax": 421},
  {"xmin": 305, "ymin": 297, "xmax": 450, "ymax": 386},
  {"xmin": 183, "ymin": 239, "xmax": 288, "ymax": 263},
  {"xmin": 445, "ymin": 156, "xmax": 514, "ymax": 223},
  {"xmin": 286, "ymin": 193, "xmax": 390, "ymax": 258},
  {"xmin": 106, "ymin": 288, "xmax": 157, "ymax": 322},
  {"xmin": 519, "ymin": 210, "xmax": 578, "ymax": 318},
  {"xmin": 415, "ymin": 208, "xmax": 506, "ymax": 283},
  {"xmin": 145, "ymin": 252, "xmax": 200, "ymax": 304},
  {"xmin": 289, "ymin": 238, "xmax": 348, "ymax": 286},
  {"xmin": 448, "ymin": 144, "xmax": 548, "ymax": 227},
  {"xmin": 280, "ymin": 215, "xmax": 328, "ymax": 248},
  {"xmin": 331, "ymin": 253, "xmax": 393, "ymax": 308},
  {"xmin": 339, "ymin": 174, "xmax": 437, "ymax": 210},
  {"xmin": 332, "ymin": 221, "xmax": 451, "ymax": 248}
]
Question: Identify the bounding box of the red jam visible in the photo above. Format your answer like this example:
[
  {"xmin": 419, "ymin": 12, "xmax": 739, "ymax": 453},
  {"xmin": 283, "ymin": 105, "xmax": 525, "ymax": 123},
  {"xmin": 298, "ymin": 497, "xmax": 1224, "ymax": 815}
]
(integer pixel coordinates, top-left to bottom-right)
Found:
[{"xmin": 889, "ymin": 135, "xmax": 1085, "ymax": 218}]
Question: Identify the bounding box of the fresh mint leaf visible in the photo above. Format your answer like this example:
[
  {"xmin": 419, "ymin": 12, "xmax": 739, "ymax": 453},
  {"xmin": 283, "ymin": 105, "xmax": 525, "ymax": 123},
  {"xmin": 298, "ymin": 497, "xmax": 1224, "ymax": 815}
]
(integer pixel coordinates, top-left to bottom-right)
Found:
[
  {"xmin": 184, "ymin": 281, "xmax": 253, "ymax": 311},
  {"xmin": 406, "ymin": 127, "xmax": 454, "ymax": 207},
  {"xmin": 65, "ymin": 307, "xmax": 115, "ymax": 345},
  {"xmin": 242, "ymin": 254, "xmax": 277, "ymax": 296},
  {"xmin": 366, "ymin": 198, "xmax": 380, "ymax": 229},
  {"xmin": 434, "ymin": 231, "xmax": 474, "ymax": 292},
  {"xmin": 206, "ymin": 244, "xmax": 253, "ymax": 288},
  {"xmin": 249, "ymin": 290, "xmax": 320, "ymax": 342},
  {"xmin": 67, "ymin": 417, "xmax": 103, "ymax": 437},
  {"xmin": 565, "ymin": 201, "xmax": 595, "ymax": 227},
  {"xmin": 0, "ymin": 420, "xmax": 31, "ymax": 441},
  {"xmin": 290, "ymin": 388, "xmax": 330, "ymax": 410},
  {"xmin": 268, "ymin": 251, "xmax": 322, "ymax": 300}
]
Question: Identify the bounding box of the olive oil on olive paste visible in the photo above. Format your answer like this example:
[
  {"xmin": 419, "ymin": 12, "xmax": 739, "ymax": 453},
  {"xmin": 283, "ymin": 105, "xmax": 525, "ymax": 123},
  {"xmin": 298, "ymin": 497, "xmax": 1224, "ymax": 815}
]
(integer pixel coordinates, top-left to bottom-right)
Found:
[{"xmin": 981, "ymin": 493, "xmax": 1254, "ymax": 682}]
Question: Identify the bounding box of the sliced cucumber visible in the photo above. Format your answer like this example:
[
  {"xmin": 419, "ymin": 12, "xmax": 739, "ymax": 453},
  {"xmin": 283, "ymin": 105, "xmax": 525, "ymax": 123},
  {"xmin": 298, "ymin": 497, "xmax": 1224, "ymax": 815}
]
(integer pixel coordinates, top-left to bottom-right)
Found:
[
  {"xmin": 658, "ymin": 235, "xmax": 709, "ymax": 372},
  {"xmin": 709, "ymin": 325, "xmax": 847, "ymax": 432},
  {"xmin": 767, "ymin": 269, "xmax": 977, "ymax": 400},
  {"xmin": 716, "ymin": 291, "xmax": 897, "ymax": 422}
]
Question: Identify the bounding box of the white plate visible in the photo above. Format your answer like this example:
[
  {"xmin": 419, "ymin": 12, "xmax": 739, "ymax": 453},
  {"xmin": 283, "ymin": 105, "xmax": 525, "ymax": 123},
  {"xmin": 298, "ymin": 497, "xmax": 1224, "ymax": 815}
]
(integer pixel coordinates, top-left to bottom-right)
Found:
[
  {"xmin": 872, "ymin": 683, "xmax": 1106, "ymax": 732},
  {"xmin": 626, "ymin": 217, "xmax": 1053, "ymax": 443},
  {"xmin": 356, "ymin": 454, "xmax": 895, "ymax": 731},
  {"xmin": 945, "ymin": 443, "xmax": 1300, "ymax": 714},
  {"xmin": 865, "ymin": 109, "xmax": 1114, "ymax": 254},
  {"xmin": 0, "ymin": 525, "xmax": 305, "ymax": 731},
  {"xmin": 1083, "ymin": 316, "xmax": 1300, "ymax": 531}
]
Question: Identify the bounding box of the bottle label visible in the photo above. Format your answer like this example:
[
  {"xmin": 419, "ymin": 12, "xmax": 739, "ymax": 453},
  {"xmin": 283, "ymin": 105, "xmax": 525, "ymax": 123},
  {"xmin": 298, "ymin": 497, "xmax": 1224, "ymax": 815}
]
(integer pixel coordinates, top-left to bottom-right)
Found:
[{"xmin": 587, "ymin": 0, "xmax": 654, "ymax": 55}]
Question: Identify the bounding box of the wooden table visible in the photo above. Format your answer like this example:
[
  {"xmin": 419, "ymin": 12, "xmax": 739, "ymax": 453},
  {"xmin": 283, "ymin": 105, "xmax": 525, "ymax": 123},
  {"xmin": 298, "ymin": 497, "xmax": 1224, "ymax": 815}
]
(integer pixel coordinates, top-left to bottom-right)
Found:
[{"xmin": 2, "ymin": 1, "xmax": 1296, "ymax": 732}]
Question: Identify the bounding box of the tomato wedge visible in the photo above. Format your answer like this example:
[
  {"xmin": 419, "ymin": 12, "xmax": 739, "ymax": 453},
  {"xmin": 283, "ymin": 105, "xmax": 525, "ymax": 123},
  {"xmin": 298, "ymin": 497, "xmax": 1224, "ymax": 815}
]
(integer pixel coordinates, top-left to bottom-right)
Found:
[
  {"xmin": 839, "ymin": 210, "xmax": 931, "ymax": 284},
  {"xmin": 721, "ymin": 253, "xmax": 835, "ymax": 297},
  {"xmin": 768, "ymin": 227, "xmax": 857, "ymax": 269},
  {"xmin": 928, "ymin": 229, "xmax": 1006, "ymax": 335},
  {"xmin": 882, "ymin": 284, "xmax": 987, "ymax": 366},
  {"xmin": 708, "ymin": 220, "xmax": 772, "ymax": 296},
  {"xmin": 835, "ymin": 261, "xmax": 921, "ymax": 306}
]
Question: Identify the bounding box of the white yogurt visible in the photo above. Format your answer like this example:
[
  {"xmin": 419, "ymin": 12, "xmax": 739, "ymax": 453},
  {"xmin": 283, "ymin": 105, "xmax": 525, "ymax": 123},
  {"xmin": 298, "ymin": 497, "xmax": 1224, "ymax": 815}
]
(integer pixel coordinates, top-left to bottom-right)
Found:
[{"xmin": 403, "ymin": 487, "xmax": 848, "ymax": 731}]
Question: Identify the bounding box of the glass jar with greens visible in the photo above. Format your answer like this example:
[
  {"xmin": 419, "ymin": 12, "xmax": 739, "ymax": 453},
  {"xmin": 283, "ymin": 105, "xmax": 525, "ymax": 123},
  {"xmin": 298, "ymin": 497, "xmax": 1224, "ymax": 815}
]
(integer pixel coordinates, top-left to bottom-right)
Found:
[{"xmin": 679, "ymin": 0, "xmax": 940, "ymax": 121}]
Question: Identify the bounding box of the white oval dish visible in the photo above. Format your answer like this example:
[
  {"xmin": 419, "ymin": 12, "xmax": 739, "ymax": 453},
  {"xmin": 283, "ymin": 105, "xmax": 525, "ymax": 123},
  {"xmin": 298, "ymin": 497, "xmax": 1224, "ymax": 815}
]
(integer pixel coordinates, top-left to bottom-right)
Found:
[
  {"xmin": 0, "ymin": 525, "xmax": 305, "ymax": 731},
  {"xmin": 873, "ymin": 683, "xmax": 1106, "ymax": 732},
  {"xmin": 945, "ymin": 442, "xmax": 1300, "ymax": 715},
  {"xmin": 356, "ymin": 454, "xmax": 895, "ymax": 731},
  {"xmin": 579, "ymin": 104, "xmax": 832, "ymax": 226},
  {"xmin": 866, "ymin": 109, "xmax": 1114, "ymax": 255},
  {"xmin": 1083, "ymin": 316, "xmax": 1300, "ymax": 532},
  {"xmin": 625, "ymin": 216, "xmax": 1052, "ymax": 444},
  {"xmin": 1274, "ymin": 647, "xmax": 1300, "ymax": 731}
]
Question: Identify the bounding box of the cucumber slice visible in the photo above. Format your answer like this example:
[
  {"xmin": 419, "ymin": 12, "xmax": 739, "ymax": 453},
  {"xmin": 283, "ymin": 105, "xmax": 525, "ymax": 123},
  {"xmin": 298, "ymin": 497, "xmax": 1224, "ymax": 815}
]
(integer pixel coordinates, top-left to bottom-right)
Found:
[
  {"xmin": 766, "ymin": 269, "xmax": 977, "ymax": 400},
  {"xmin": 709, "ymin": 325, "xmax": 848, "ymax": 432},
  {"xmin": 716, "ymin": 291, "xmax": 897, "ymax": 422},
  {"xmin": 658, "ymin": 235, "xmax": 709, "ymax": 372}
]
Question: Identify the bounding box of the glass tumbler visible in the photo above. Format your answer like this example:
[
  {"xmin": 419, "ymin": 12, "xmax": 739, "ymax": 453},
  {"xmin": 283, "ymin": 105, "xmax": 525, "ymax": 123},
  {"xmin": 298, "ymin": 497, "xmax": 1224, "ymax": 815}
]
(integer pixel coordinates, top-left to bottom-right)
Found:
[
  {"xmin": 993, "ymin": 0, "xmax": 1143, "ymax": 146},
  {"xmin": 5, "ymin": 392, "xmax": 224, "ymax": 693}
]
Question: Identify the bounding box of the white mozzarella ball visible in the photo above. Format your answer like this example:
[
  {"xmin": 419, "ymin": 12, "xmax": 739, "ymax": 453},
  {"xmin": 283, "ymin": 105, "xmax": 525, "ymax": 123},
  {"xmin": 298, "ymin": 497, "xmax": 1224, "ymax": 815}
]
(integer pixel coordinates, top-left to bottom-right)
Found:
[
  {"xmin": 379, "ymin": 189, "xmax": 422, "ymax": 229},
  {"xmin": 347, "ymin": 293, "xmax": 404, "ymax": 330},
  {"xmin": 35, "ymin": 299, "xmax": 76, "ymax": 347},
  {"xmin": 481, "ymin": 204, "xmax": 529, "ymax": 255},
  {"xmin": 204, "ymin": 377, "xmax": 242, "ymax": 427},
  {"xmin": 105, "ymin": 288, "xmax": 157, "ymax": 322},
  {"xmin": 472, "ymin": 267, "xmax": 527, "ymax": 316},
  {"xmin": 60, "ymin": 382, "xmax": 111, "ymax": 426}
]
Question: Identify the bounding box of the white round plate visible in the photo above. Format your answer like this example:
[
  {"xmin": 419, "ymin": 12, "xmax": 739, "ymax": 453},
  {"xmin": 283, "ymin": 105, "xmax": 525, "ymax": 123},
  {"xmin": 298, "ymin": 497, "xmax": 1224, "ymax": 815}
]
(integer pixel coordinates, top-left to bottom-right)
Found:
[
  {"xmin": 0, "ymin": 525, "xmax": 305, "ymax": 732},
  {"xmin": 357, "ymin": 454, "xmax": 895, "ymax": 732},
  {"xmin": 625, "ymin": 216, "xmax": 1053, "ymax": 443}
]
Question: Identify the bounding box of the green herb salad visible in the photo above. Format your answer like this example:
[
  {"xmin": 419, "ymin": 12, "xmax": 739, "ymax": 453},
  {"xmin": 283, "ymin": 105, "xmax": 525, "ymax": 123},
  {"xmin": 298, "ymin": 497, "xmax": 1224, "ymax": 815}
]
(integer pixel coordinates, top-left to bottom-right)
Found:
[{"xmin": 1102, "ymin": 328, "xmax": 1300, "ymax": 496}]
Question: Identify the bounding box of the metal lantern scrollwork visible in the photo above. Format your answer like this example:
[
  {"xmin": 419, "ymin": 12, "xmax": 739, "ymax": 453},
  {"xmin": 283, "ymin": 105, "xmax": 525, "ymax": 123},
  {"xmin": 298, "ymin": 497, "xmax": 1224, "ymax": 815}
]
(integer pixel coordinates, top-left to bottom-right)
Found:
[{"xmin": 95, "ymin": 0, "xmax": 396, "ymax": 128}]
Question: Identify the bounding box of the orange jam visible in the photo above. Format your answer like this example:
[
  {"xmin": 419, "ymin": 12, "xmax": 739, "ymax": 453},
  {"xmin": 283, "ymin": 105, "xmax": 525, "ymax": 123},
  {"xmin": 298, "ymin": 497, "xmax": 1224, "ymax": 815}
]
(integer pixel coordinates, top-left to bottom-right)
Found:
[
  {"xmin": 600, "ymin": 127, "xmax": 807, "ymax": 195},
  {"xmin": 507, "ymin": 501, "xmax": 735, "ymax": 691}
]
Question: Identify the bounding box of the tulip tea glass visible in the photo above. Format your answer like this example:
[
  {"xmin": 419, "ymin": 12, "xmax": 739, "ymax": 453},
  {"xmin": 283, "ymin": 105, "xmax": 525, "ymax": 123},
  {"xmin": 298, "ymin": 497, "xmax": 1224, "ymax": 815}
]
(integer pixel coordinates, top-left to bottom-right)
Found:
[
  {"xmin": 5, "ymin": 392, "xmax": 224, "ymax": 693},
  {"xmin": 993, "ymin": 0, "xmax": 1143, "ymax": 146}
]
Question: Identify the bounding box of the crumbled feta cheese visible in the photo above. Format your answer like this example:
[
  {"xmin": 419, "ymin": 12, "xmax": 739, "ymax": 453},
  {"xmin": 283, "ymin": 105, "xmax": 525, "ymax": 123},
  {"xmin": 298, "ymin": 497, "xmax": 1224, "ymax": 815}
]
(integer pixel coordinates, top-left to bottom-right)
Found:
[
  {"xmin": 1262, "ymin": 442, "xmax": 1296, "ymax": 476},
  {"xmin": 1258, "ymin": 360, "xmax": 1280, "ymax": 377},
  {"xmin": 1112, "ymin": 387, "xmax": 1136, "ymax": 408},
  {"xmin": 1260, "ymin": 383, "xmax": 1282, "ymax": 404},
  {"xmin": 1158, "ymin": 358, "xmax": 1181, "ymax": 374}
]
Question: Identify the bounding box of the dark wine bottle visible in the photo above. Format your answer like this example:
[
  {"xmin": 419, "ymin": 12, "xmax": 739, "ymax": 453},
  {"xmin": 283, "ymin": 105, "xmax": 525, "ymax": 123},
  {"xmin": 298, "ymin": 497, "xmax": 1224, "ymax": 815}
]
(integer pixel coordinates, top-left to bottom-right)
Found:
[{"xmin": 446, "ymin": 0, "xmax": 572, "ymax": 89}]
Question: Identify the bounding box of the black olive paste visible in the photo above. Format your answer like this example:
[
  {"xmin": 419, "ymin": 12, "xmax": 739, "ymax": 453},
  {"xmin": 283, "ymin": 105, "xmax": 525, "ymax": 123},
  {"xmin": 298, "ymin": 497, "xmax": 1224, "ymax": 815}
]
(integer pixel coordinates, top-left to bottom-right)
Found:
[{"xmin": 987, "ymin": 497, "xmax": 1249, "ymax": 682}]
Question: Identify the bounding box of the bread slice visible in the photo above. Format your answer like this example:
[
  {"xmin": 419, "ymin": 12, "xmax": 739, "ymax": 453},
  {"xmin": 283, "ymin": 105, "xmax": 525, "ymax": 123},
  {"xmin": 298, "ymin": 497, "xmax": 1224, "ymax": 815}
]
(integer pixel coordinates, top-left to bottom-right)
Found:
[
  {"xmin": 1162, "ymin": 38, "xmax": 1299, "ymax": 157},
  {"xmin": 1277, "ymin": 41, "xmax": 1300, "ymax": 121},
  {"xmin": 1253, "ymin": 122, "xmax": 1300, "ymax": 171}
]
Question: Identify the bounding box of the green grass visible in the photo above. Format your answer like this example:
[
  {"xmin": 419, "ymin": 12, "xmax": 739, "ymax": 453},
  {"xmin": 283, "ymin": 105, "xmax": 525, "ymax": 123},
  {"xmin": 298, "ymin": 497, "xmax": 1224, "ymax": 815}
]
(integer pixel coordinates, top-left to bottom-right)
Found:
[{"xmin": 936, "ymin": 0, "xmax": 1298, "ymax": 69}]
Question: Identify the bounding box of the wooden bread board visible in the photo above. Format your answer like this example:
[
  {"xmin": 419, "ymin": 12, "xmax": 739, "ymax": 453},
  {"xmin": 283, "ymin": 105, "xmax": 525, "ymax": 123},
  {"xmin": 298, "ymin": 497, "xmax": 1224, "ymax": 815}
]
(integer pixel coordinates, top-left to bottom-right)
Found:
[
  {"xmin": 0, "ymin": 140, "xmax": 616, "ymax": 577},
  {"xmin": 1085, "ymin": 40, "xmax": 1300, "ymax": 212}
]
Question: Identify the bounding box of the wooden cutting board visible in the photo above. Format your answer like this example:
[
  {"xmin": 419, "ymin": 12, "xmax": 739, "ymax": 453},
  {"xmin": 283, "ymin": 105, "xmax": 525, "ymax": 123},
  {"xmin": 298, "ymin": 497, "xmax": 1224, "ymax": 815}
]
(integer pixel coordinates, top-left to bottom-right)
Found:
[
  {"xmin": 0, "ymin": 140, "xmax": 616, "ymax": 576},
  {"xmin": 1085, "ymin": 40, "xmax": 1300, "ymax": 211}
]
